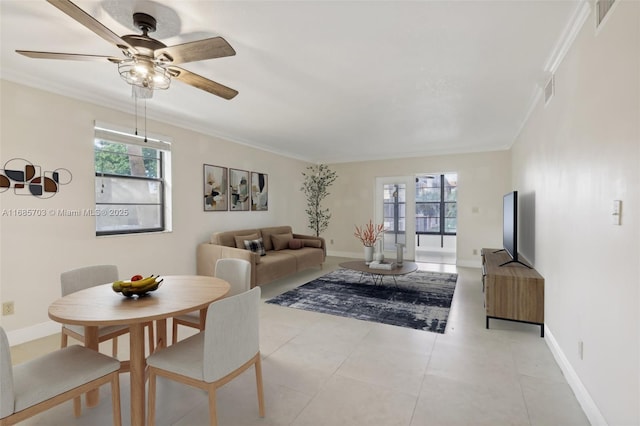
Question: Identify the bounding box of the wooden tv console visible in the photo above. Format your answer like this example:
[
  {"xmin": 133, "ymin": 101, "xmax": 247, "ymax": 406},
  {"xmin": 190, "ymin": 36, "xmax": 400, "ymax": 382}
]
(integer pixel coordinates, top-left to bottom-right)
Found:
[{"xmin": 481, "ymin": 248, "xmax": 545, "ymax": 337}]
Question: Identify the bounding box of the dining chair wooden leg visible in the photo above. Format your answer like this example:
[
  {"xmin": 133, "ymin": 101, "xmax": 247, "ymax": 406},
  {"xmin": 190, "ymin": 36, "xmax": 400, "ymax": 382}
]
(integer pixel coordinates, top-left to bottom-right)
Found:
[
  {"xmin": 73, "ymin": 396, "xmax": 81, "ymax": 417},
  {"xmin": 147, "ymin": 323, "xmax": 155, "ymax": 354},
  {"xmin": 255, "ymin": 356, "xmax": 265, "ymax": 417},
  {"xmin": 208, "ymin": 386, "xmax": 218, "ymax": 426},
  {"xmin": 111, "ymin": 336, "xmax": 118, "ymax": 357},
  {"xmin": 61, "ymin": 331, "xmax": 68, "ymax": 349},
  {"xmin": 111, "ymin": 372, "xmax": 122, "ymax": 426},
  {"xmin": 147, "ymin": 370, "xmax": 157, "ymax": 426},
  {"xmin": 171, "ymin": 320, "xmax": 178, "ymax": 345}
]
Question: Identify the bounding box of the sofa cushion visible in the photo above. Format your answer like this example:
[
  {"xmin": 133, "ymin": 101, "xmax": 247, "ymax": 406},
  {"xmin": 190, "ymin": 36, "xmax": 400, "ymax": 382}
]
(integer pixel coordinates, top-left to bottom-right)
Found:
[
  {"xmin": 235, "ymin": 233, "xmax": 260, "ymax": 249},
  {"xmin": 288, "ymin": 239, "xmax": 303, "ymax": 250},
  {"xmin": 255, "ymin": 251, "xmax": 297, "ymax": 286},
  {"xmin": 260, "ymin": 226, "xmax": 293, "ymax": 251},
  {"xmin": 271, "ymin": 233, "xmax": 293, "ymax": 251},
  {"xmin": 210, "ymin": 229, "xmax": 261, "ymax": 247},
  {"xmin": 302, "ymin": 239, "xmax": 322, "ymax": 248},
  {"xmin": 243, "ymin": 238, "xmax": 266, "ymax": 256},
  {"xmin": 280, "ymin": 247, "xmax": 325, "ymax": 271}
]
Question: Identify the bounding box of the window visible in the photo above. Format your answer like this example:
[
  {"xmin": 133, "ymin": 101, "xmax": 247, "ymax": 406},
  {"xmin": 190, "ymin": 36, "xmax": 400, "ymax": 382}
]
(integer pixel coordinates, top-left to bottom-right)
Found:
[
  {"xmin": 94, "ymin": 123, "xmax": 172, "ymax": 236},
  {"xmin": 415, "ymin": 173, "xmax": 457, "ymax": 236}
]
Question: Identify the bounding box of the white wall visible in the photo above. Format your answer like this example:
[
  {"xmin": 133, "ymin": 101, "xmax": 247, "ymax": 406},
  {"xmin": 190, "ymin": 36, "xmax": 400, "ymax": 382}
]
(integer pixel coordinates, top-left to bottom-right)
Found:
[
  {"xmin": 0, "ymin": 80, "xmax": 311, "ymax": 340},
  {"xmin": 323, "ymin": 151, "xmax": 511, "ymax": 266},
  {"xmin": 511, "ymin": 1, "xmax": 639, "ymax": 424}
]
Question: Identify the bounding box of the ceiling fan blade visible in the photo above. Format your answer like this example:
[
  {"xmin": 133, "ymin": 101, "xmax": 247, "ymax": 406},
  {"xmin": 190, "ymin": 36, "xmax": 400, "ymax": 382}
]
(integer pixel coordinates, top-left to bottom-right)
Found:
[
  {"xmin": 16, "ymin": 50, "xmax": 122, "ymax": 62},
  {"xmin": 168, "ymin": 66, "xmax": 238, "ymax": 100},
  {"xmin": 155, "ymin": 37, "xmax": 236, "ymax": 65},
  {"xmin": 46, "ymin": 0, "xmax": 134, "ymax": 52}
]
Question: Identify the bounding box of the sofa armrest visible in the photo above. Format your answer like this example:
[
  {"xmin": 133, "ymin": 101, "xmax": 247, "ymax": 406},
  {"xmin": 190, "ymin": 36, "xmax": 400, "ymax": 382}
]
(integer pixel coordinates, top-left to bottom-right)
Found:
[
  {"xmin": 293, "ymin": 234, "xmax": 326, "ymax": 258},
  {"xmin": 196, "ymin": 243, "xmax": 260, "ymax": 286}
]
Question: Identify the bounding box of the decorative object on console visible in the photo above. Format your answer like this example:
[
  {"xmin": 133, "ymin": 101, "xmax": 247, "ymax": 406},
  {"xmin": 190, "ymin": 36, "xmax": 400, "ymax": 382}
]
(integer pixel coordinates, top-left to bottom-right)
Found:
[
  {"xmin": 203, "ymin": 164, "xmax": 228, "ymax": 211},
  {"xmin": 251, "ymin": 172, "xmax": 268, "ymax": 211},
  {"xmin": 229, "ymin": 168, "xmax": 250, "ymax": 211}
]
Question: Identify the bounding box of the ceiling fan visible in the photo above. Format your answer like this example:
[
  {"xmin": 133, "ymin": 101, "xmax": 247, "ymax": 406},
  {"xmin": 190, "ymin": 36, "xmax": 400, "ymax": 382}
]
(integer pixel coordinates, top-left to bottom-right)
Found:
[{"xmin": 16, "ymin": 0, "xmax": 238, "ymax": 100}]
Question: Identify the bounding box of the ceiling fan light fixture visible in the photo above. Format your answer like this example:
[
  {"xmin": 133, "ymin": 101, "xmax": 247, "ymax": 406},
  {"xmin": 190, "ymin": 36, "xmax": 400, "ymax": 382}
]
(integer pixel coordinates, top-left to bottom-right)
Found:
[
  {"xmin": 118, "ymin": 58, "xmax": 171, "ymax": 92},
  {"xmin": 16, "ymin": 1, "xmax": 237, "ymax": 100}
]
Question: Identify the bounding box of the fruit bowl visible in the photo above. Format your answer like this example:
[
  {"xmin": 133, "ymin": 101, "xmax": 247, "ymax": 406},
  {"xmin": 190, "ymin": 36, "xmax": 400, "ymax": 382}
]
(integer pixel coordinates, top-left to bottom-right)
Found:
[{"xmin": 112, "ymin": 275, "xmax": 163, "ymax": 298}]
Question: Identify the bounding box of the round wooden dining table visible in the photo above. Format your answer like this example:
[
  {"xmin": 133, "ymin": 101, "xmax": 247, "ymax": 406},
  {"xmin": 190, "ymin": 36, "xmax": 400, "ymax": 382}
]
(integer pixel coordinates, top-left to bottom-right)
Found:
[{"xmin": 48, "ymin": 275, "xmax": 230, "ymax": 425}]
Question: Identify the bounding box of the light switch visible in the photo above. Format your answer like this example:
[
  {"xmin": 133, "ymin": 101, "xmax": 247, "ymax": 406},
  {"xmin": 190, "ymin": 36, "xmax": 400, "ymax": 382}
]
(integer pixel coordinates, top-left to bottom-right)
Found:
[{"xmin": 612, "ymin": 200, "xmax": 621, "ymax": 225}]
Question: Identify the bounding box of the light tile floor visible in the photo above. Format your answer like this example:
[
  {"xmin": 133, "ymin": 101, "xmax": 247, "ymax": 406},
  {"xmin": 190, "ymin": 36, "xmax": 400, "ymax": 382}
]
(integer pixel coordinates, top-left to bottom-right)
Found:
[{"xmin": 9, "ymin": 256, "xmax": 589, "ymax": 426}]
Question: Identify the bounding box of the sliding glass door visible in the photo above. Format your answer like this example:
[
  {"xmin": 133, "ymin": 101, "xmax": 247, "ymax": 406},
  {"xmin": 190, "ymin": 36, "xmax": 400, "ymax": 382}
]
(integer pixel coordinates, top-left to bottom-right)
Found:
[{"xmin": 415, "ymin": 173, "xmax": 457, "ymax": 263}]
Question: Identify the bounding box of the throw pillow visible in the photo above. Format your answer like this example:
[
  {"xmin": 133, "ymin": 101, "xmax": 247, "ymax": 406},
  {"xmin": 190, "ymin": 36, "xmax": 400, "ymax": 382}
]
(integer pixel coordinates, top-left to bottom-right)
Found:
[
  {"xmin": 235, "ymin": 233, "xmax": 260, "ymax": 249},
  {"xmin": 243, "ymin": 238, "xmax": 266, "ymax": 256},
  {"xmin": 302, "ymin": 239, "xmax": 322, "ymax": 248},
  {"xmin": 288, "ymin": 238, "xmax": 303, "ymax": 250},
  {"xmin": 271, "ymin": 233, "xmax": 293, "ymax": 251}
]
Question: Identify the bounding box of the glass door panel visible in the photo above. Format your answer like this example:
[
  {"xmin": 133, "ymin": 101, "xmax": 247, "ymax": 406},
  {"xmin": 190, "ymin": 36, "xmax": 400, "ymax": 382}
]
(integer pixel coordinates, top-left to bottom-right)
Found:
[
  {"xmin": 383, "ymin": 183, "xmax": 406, "ymax": 251},
  {"xmin": 375, "ymin": 176, "xmax": 415, "ymax": 261}
]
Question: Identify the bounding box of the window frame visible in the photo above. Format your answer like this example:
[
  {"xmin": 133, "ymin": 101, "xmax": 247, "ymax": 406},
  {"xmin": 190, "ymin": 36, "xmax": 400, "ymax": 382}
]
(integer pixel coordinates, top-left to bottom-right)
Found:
[
  {"xmin": 94, "ymin": 122, "xmax": 172, "ymax": 236},
  {"xmin": 415, "ymin": 174, "xmax": 457, "ymax": 237}
]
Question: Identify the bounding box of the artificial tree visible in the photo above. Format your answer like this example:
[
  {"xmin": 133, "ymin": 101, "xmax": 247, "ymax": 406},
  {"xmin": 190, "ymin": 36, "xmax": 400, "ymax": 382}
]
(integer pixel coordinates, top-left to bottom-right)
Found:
[{"xmin": 301, "ymin": 164, "xmax": 337, "ymax": 236}]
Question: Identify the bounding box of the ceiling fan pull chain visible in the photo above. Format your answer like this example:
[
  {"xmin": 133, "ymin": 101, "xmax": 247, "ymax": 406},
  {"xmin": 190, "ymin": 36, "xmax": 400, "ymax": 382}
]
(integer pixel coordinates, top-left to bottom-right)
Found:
[
  {"xmin": 144, "ymin": 99, "xmax": 148, "ymax": 143},
  {"xmin": 134, "ymin": 91, "xmax": 139, "ymax": 136}
]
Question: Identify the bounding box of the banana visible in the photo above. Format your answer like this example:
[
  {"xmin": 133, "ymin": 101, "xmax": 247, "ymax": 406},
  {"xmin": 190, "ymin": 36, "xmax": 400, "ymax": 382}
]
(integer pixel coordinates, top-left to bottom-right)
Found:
[
  {"xmin": 130, "ymin": 275, "xmax": 157, "ymax": 288},
  {"xmin": 112, "ymin": 275, "xmax": 162, "ymax": 296},
  {"xmin": 137, "ymin": 279, "xmax": 162, "ymax": 293}
]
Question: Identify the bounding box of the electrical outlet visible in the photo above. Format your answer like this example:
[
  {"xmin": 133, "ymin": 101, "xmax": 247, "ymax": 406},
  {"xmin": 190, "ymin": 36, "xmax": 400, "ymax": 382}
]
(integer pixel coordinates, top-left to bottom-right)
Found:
[
  {"xmin": 2, "ymin": 302, "xmax": 15, "ymax": 316},
  {"xmin": 473, "ymin": 249, "xmax": 478, "ymax": 255}
]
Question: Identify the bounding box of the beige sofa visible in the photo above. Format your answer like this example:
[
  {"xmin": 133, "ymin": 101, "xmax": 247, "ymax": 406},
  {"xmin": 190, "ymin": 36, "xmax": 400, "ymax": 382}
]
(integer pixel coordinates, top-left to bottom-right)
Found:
[{"xmin": 196, "ymin": 226, "xmax": 326, "ymax": 287}]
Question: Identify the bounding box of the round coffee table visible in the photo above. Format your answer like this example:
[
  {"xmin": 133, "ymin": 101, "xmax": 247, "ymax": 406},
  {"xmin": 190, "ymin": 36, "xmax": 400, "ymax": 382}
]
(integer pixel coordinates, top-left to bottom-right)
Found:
[{"xmin": 339, "ymin": 260, "xmax": 418, "ymax": 287}]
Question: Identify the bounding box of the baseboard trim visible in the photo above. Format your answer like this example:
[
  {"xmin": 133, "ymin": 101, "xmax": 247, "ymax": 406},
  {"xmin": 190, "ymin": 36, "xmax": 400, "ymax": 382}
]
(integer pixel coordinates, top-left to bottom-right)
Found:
[
  {"xmin": 544, "ymin": 325, "xmax": 608, "ymax": 426},
  {"xmin": 326, "ymin": 250, "xmax": 361, "ymax": 259},
  {"xmin": 456, "ymin": 259, "xmax": 482, "ymax": 268},
  {"xmin": 6, "ymin": 320, "xmax": 59, "ymax": 346}
]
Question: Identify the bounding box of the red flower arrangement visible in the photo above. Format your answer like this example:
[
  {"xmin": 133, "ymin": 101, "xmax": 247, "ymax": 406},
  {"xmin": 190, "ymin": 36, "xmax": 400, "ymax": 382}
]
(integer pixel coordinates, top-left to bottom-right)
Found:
[{"xmin": 354, "ymin": 220, "xmax": 385, "ymax": 247}]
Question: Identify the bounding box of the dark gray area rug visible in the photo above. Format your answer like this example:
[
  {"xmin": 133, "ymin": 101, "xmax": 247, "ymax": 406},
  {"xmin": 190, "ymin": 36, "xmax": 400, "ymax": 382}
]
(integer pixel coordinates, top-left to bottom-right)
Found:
[{"xmin": 266, "ymin": 268, "xmax": 458, "ymax": 333}]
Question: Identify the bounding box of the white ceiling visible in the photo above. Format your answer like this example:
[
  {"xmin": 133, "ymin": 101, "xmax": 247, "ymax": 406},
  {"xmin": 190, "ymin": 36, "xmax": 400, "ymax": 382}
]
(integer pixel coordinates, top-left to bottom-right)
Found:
[{"xmin": 0, "ymin": 0, "xmax": 583, "ymax": 163}]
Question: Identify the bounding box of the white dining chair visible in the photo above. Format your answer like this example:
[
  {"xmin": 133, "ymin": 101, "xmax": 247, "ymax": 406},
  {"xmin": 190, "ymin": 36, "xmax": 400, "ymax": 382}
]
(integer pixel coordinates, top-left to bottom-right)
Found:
[
  {"xmin": 60, "ymin": 265, "xmax": 155, "ymax": 357},
  {"xmin": 0, "ymin": 327, "xmax": 122, "ymax": 426},
  {"xmin": 171, "ymin": 258, "xmax": 251, "ymax": 344},
  {"xmin": 147, "ymin": 286, "xmax": 264, "ymax": 426}
]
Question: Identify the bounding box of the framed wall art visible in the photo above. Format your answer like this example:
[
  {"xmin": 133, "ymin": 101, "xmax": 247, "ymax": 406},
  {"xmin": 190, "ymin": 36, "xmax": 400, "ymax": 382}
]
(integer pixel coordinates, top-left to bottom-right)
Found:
[
  {"xmin": 251, "ymin": 172, "xmax": 268, "ymax": 211},
  {"xmin": 203, "ymin": 164, "xmax": 228, "ymax": 211},
  {"xmin": 229, "ymin": 168, "xmax": 250, "ymax": 211}
]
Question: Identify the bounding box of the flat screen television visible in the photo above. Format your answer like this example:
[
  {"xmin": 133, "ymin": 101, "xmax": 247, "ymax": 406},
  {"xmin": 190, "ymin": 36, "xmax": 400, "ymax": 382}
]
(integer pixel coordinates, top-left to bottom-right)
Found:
[{"xmin": 500, "ymin": 190, "xmax": 531, "ymax": 268}]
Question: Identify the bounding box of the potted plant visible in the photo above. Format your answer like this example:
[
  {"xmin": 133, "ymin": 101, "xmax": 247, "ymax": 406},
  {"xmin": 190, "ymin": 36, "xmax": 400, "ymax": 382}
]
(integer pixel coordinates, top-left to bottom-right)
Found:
[
  {"xmin": 354, "ymin": 220, "xmax": 385, "ymax": 264},
  {"xmin": 301, "ymin": 164, "xmax": 338, "ymax": 237}
]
